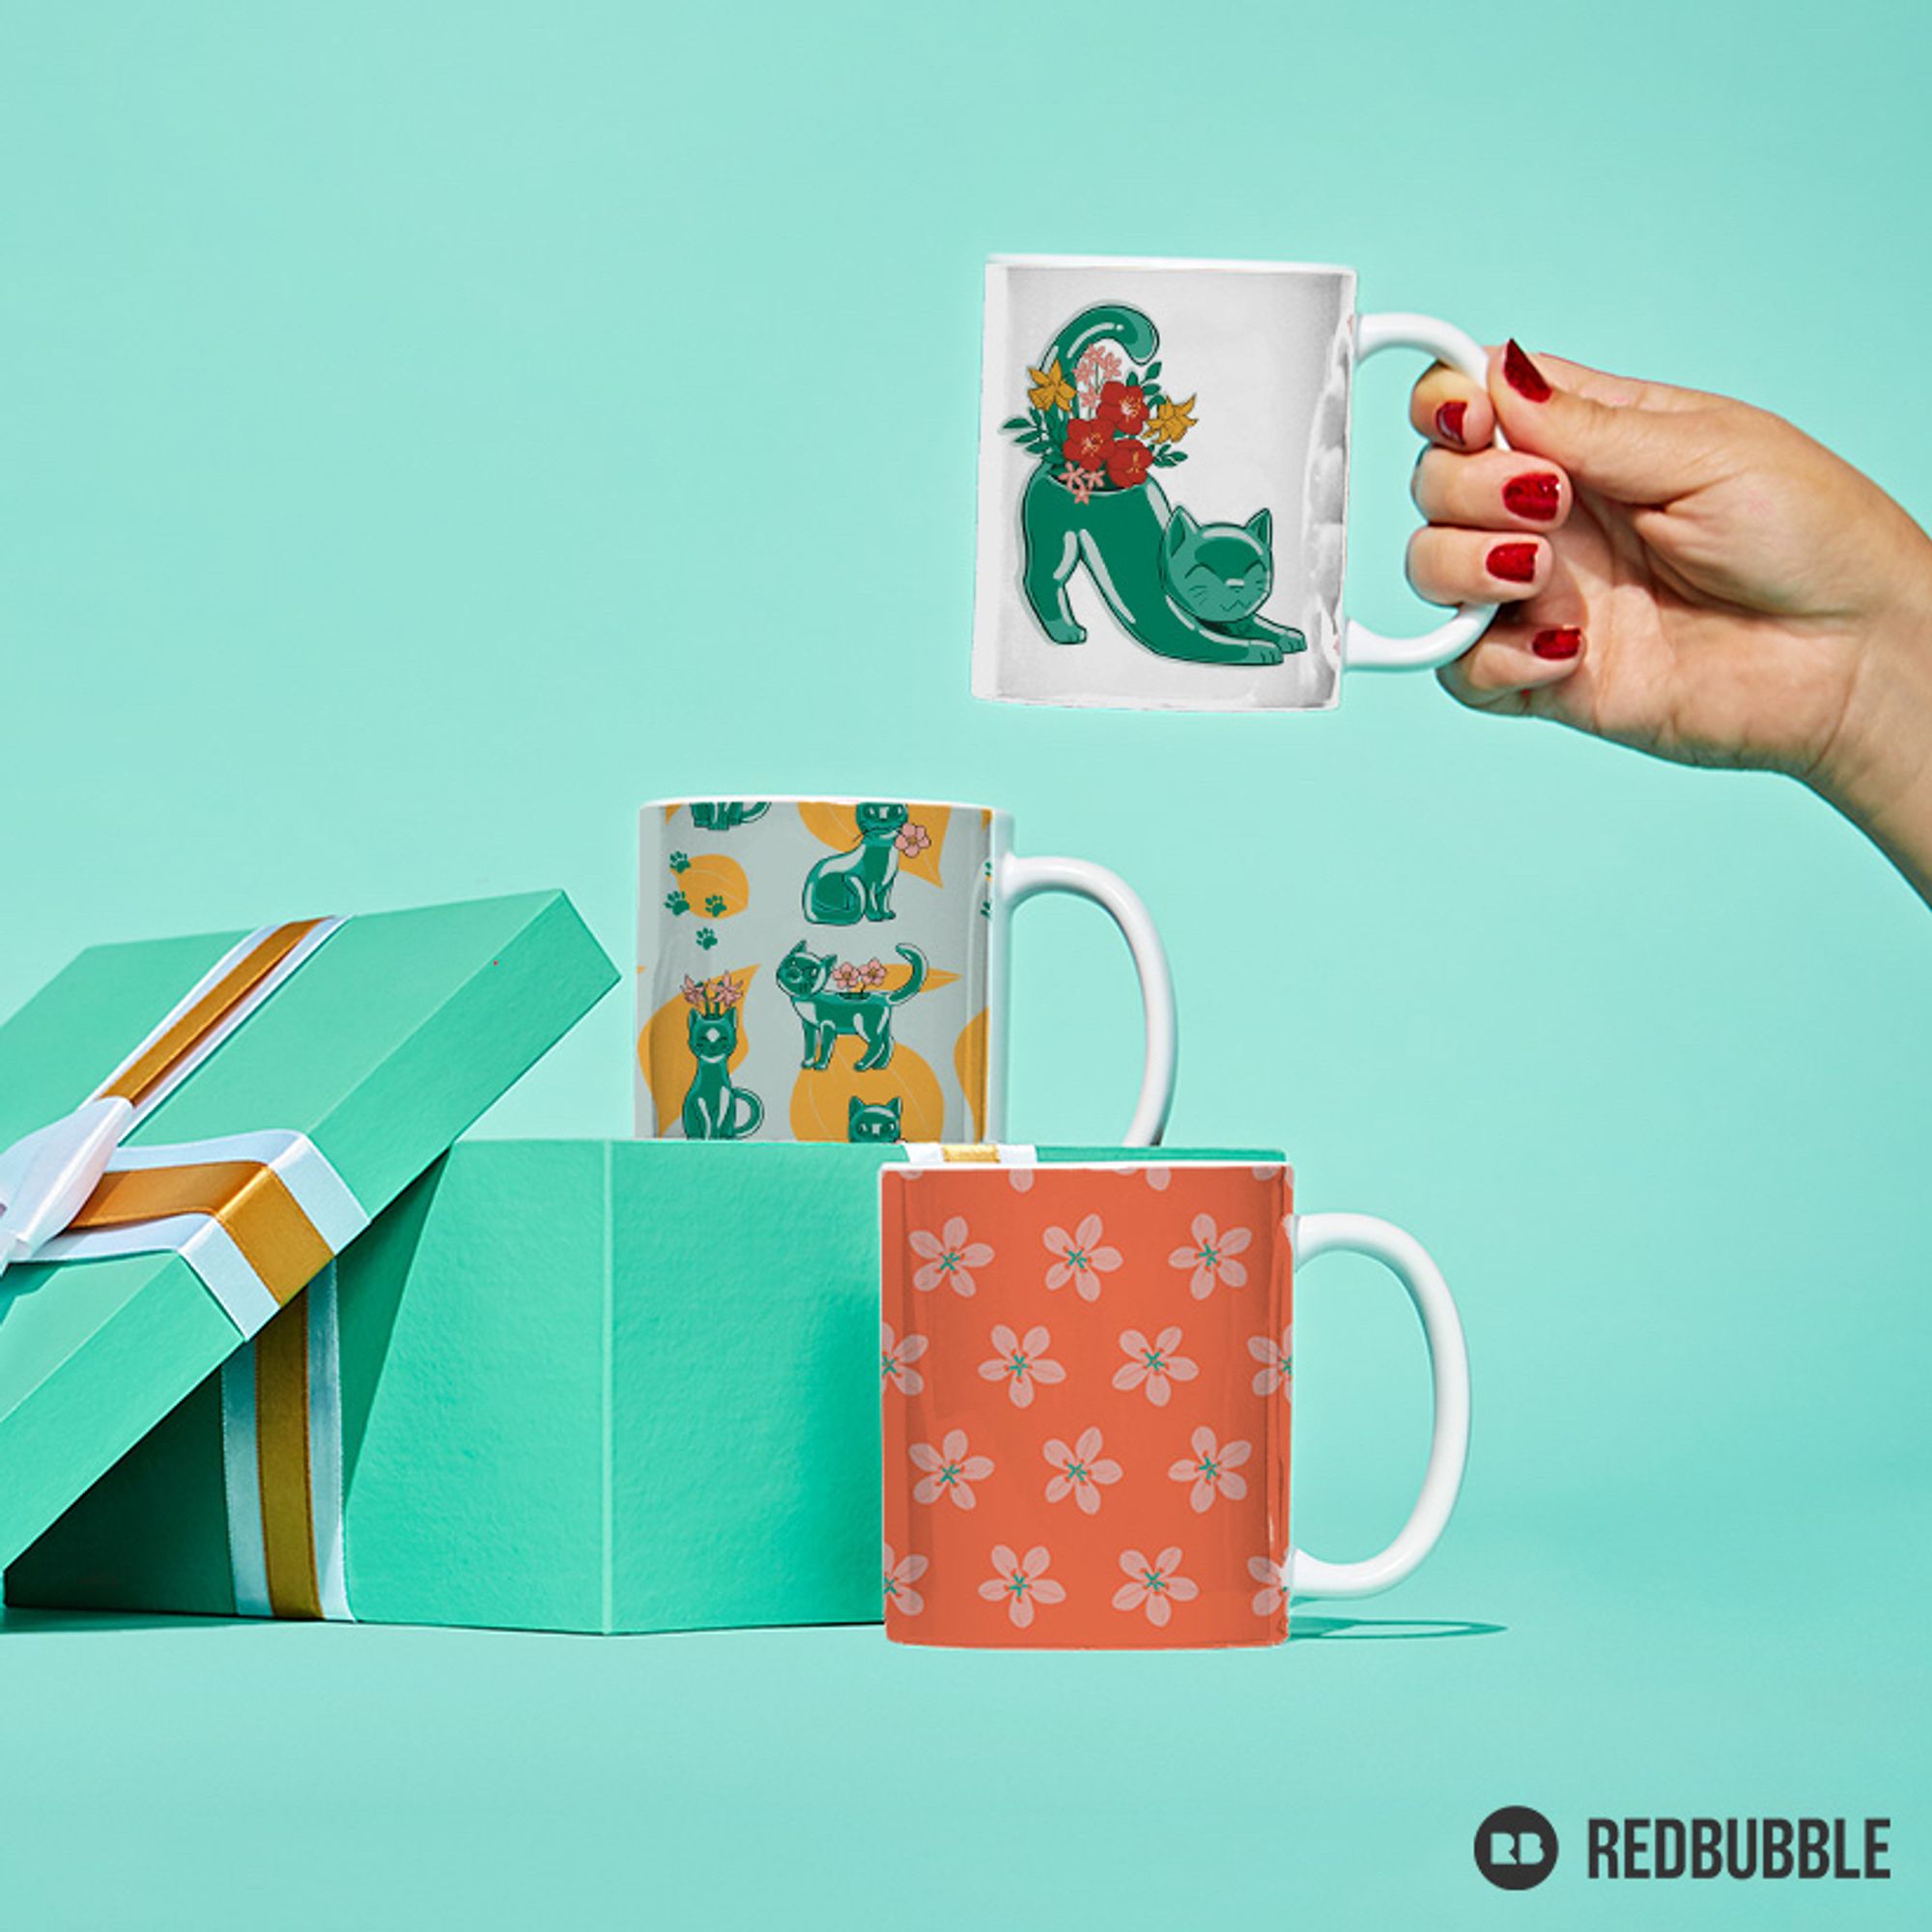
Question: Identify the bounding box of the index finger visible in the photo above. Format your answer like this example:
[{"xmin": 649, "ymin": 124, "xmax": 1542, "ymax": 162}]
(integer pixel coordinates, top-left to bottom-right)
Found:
[{"xmin": 1409, "ymin": 361, "xmax": 1496, "ymax": 450}]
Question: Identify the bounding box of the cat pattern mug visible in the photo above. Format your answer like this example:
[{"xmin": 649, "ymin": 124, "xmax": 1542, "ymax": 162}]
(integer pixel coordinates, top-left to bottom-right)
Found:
[
  {"xmin": 637, "ymin": 799, "xmax": 1178, "ymax": 1145},
  {"xmin": 972, "ymin": 255, "xmax": 1500, "ymax": 712},
  {"xmin": 880, "ymin": 1152, "xmax": 1470, "ymax": 1649}
]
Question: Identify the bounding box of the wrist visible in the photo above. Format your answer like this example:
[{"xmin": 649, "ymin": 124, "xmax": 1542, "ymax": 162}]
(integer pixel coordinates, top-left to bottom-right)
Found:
[{"xmin": 1810, "ymin": 534, "xmax": 1932, "ymax": 893}]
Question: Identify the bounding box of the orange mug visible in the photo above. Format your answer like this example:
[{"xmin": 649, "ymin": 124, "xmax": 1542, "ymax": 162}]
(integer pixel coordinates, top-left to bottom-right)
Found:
[{"xmin": 879, "ymin": 1153, "xmax": 1470, "ymax": 1649}]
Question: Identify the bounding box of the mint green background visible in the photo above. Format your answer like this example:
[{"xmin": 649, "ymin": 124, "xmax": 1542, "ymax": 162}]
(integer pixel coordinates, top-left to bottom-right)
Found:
[{"xmin": 3, "ymin": 1, "xmax": 1928, "ymax": 1924}]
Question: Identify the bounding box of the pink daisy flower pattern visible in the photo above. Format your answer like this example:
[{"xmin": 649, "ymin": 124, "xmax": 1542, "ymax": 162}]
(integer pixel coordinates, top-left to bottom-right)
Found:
[
  {"xmin": 910, "ymin": 1428, "xmax": 994, "ymax": 1509},
  {"xmin": 977, "ymin": 1323, "xmax": 1065, "ymax": 1408},
  {"xmin": 895, "ymin": 821, "xmax": 932, "ymax": 858},
  {"xmin": 1249, "ymin": 1324, "xmax": 1293, "ymax": 1399},
  {"xmin": 1042, "ymin": 1426, "xmax": 1123, "ymax": 1514},
  {"xmin": 910, "ymin": 1216, "xmax": 994, "ymax": 1296},
  {"xmin": 1042, "ymin": 1213, "xmax": 1122, "ymax": 1300},
  {"xmin": 978, "ymin": 1545, "xmax": 1066, "ymax": 1629},
  {"xmin": 1112, "ymin": 1547, "xmax": 1198, "ymax": 1628},
  {"xmin": 883, "ymin": 1543, "xmax": 928, "ymax": 1616},
  {"xmin": 1111, "ymin": 1325, "xmax": 1198, "ymax": 1406},
  {"xmin": 1169, "ymin": 1425, "xmax": 1252, "ymax": 1513},
  {"xmin": 1169, "ymin": 1213, "xmax": 1253, "ymax": 1299},
  {"xmin": 1249, "ymin": 1554, "xmax": 1287, "ymax": 1617},
  {"xmin": 880, "ymin": 1321, "xmax": 928, "ymax": 1396}
]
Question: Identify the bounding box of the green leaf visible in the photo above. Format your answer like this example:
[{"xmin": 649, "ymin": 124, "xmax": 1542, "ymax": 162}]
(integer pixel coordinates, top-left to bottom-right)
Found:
[
  {"xmin": 1144, "ymin": 360, "xmax": 1162, "ymax": 383},
  {"xmin": 1001, "ymin": 415, "xmax": 1030, "ymax": 432}
]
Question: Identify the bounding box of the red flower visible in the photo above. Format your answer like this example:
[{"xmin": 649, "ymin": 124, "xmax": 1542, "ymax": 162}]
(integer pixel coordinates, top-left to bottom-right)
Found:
[
  {"xmin": 1095, "ymin": 380, "xmax": 1150, "ymax": 436},
  {"xmin": 1063, "ymin": 418, "xmax": 1111, "ymax": 469},
  {"xmin": 1104, "ymin": 437, "xmax": 1151, "ymax": 489}
]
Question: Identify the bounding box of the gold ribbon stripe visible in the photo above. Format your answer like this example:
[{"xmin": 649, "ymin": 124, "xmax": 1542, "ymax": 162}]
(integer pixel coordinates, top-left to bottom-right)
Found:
[
  {"xmin": 252, "ymin": 1300, "xmax": 324, "ymax": 1620},
  {"xmin": 101, "ymin": 921, "xmax": 327, "ymax": 1109},
  {"xmin": 70, "ymin": 1162, "xmax": 333, "ymax": 1306}
]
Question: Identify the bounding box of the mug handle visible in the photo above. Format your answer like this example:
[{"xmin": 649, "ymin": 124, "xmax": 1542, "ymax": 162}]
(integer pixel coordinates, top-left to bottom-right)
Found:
[
  {"xmin": 999, "ymin": 854, "xmax": 1177, "ymax": 1148},
  {"xmin": 1344, "ymin": 313, "xmax": 1505, "ymax": 673},
  {"xmin": 1285, "ymin": 1210, "xmax": 1471, "ymax": 1599}
]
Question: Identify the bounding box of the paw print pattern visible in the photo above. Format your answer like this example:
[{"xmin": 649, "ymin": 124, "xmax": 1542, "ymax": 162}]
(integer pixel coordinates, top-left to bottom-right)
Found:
[
  {"xmin": 704, "ymin": 895, "xmax": 728, "ymax": 916},
  {"xmin": 665, "ymin": 891, "xmax": 690, "ymax": 916},
  {"xmin": 668, "ymin": 852, "xmax": 691, "ymax": 873},
  {"xmin": 696, "ymin": 927, "xmax": 719, "ymax": 951}
]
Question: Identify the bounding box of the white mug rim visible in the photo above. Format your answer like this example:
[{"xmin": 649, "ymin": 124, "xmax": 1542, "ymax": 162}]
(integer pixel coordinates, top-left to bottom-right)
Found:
[
  {"xmin": 990, "ymin": 252, "xmax": 1358, "ymax": 284},
  {"xmin": 642, "ymin": 794, "xmax": 1004, "ymax": 817}
]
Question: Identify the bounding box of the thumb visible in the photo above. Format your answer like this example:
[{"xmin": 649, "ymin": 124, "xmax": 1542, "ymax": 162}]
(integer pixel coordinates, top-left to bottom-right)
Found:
[{"xmin": 1489, "ymin": 340, "xmax": 1712, "ymax": 504}]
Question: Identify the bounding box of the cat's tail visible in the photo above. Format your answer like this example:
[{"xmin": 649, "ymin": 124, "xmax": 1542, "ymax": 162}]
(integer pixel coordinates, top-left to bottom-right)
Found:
[
  {"xmin": 1042, "ymin": 304, "xmax": 1159, "ymax": 393},
  {"xmin": 887, "ymin": 945, "xmax": 928, "ymax": 1003},
  {"xmin": 729, "ymin": 1088, "xmax": 765, "ymax": 1138}
]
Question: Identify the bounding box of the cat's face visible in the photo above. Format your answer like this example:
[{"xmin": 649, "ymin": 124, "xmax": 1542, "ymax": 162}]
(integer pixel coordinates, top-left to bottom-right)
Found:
[
  {"xmin": 687, "ymin": 1006, "xmax": 739, "ymax": 1063},
  {"xmin": 1162, "ymin": 507, "xmax": 1273, "ymax": 623},
  {"xmin": 777, "ymin": 942, "xmax": 833, "ymax": 996},
  {"xmin": 855, "ymin": 802, "xmax": 909, "ymax": 842},
  {"xmin": 848, "ymin": 1095, "xmax": 903, "ymax": 1143}
]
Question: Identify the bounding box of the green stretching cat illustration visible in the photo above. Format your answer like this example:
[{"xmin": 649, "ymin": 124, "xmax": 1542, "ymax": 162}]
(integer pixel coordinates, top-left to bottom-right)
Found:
[
  {"xmin": 689, "ymin": 801, "xmax": 770, "ymax": 830},
  {"xmin": 847, "ymin": 1096, "xmax": 904, "ymax": 1143},
  {"xmin": 803, "ymin": 802, "xmax": 908, "ymax": 925},
  {"xmin": 778, "ymin": 940, "xmax": 927, "ymax": 1071},
  {"xmin": 680, "ymin": 1006, "xmax": 764, "ymax": 1140},
  {"xmin": 1017, "ymin": 304, "xmax": 1307, "ymax": 667}
]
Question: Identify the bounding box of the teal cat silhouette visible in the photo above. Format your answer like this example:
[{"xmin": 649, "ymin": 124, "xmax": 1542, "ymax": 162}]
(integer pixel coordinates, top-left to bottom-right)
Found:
[
  {"xmin": 778, "ymin": 941, "xmax": 926, "ymax": 1071},
  {"xmin": 681, "ymin": 1007, "xmax": 764, "ymax": 1140},
  {"xmin": 689, "ymin": 801, "xmax": 769, "ymax": 830},
  {"xmin": 847, "ymin": 1095, "xmax": 903, "ymax": 1143},
  {"xmin": 1162, "ymin": 507, "xmax": 1289, "ymax": 646},
  {"xmin": 803, "ymin": 803, "xmax": 907, "ymax": 925},
  {"xmin": 1017, "ymin": 304, "xmax": 1307, "ymax": 666}
]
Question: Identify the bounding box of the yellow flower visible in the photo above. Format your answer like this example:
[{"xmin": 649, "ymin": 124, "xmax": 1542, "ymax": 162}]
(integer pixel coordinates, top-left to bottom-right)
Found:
[
  {"xmin": 1150, "ymin": 394, "xmax": 1197, "ymax": 444},
  {"xmin": 1027, "ymin": 358, "xmax": 1074, "ymax": 414}
]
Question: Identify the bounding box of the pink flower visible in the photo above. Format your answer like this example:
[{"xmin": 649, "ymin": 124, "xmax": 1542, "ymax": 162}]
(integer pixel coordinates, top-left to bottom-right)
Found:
[
  {"xmin": 1043, "ymin": 1426, "xmax": 1123, "ymax": 1515},
  {"xmin": 712, "ymin": 975, "xmax": 743, "ymax": 1009},
  {"xmin": 895, "ymin": 822, "xmax": 931, "ymax": 857},
  {"xmin": 831, "ymin": 962, "xmax": 864, "ymax": 992},
  {"xmin": 859, "ymin": 956, "xmax": 889, "ymax": 986},
  {"xmin": 1112, "ymin": 1547, "xmax": 1198, "ymax": 1628},
  {"xmin": 910, "ymin": 1428, "xmax": 994, "ymax": 1509},
  {"xmin": 1112, "ymin": 1325, "xmax": 1198, "ymax": 1406},
  {"xmin": 880, "ymin": 1321, "xmax": 928, "ymax": 1396},
  {"xmin": 1249, "ymin": 1554, "xmax": 1286, "ymax": 1617},
  {"xmin": 681, "ymin": 975, "xmax": 705, "ymax": 1006},
  {"xmin": 1074, "ymin": 343, "xmax": 1122, "ymax": 412},
  {"xmin": 1042, "ymin": 1213, "xmax": 1122, "ymax": 1300},
  {"xmin": 1169, "ymin": 1213, "xmax": 1253, "ymax": 1299},
  {"xmin": 1169, "ymin": 1425, "xmax": 1252, "ymax": 1513},
  {"xmin": 1249, "ymin": 1324, "xmax": 1293, "ymax": 1399},
  {"xmin": 883, "ymin": 1542, "xmax": 927, "ymax": 1616},
  {"xmin": 910, "ymin": 1216, "xmax": 994, "ymax": 1296},
  {"xmin": 978, "ymin": 1544, "xmax": 1065, "ymax": 1629},
  {"xmin": 977, "ymin": 1322, "xmax": 1065, "ymax": 1408}
]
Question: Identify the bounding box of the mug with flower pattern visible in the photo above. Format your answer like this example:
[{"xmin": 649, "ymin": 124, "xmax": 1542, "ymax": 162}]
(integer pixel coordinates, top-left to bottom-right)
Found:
[
  {"xmin": 638, "ymin": 798, "xmax": 1177, "ymax": 1145},
  {"xmin": 880, "ymin": 1155, "xmax": 1470, "ymax": 1649}
]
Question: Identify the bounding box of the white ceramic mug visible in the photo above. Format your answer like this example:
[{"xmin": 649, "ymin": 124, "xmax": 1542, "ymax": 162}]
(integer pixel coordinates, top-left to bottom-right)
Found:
[
  {"xmin": 637, "ymin": 798, "xmax": 1178, "ymax": 1146},
  {"xmin": 972, "ymin": 254, "xmax": 1498, "ymax": 713}
]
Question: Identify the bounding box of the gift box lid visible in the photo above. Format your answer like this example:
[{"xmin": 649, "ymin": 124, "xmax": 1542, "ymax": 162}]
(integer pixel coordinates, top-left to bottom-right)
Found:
[{"xmin": 0, "ymin": 889, "xmax": 617, "ymax": 1568}]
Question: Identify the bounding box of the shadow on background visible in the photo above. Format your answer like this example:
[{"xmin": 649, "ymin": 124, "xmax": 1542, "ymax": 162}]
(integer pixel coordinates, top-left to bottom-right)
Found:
[
  {"xmin": 1291, "ymin": 1614, "xmax": 1505, "ymax": 1642},
  {"xmin": 0, "ymin": 1605, "xmax": 267, "ymax": 1636}
]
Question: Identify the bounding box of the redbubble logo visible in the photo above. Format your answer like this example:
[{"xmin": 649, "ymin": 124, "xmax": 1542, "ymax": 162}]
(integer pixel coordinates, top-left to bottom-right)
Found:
[
  {"xmin": 1475, "ymin": 1807, "xmax": 1891, "ymax": 1889},
  {"xmin": 1474, "ymin": 1806, "xmax": 1559, "ymax": 1890}
]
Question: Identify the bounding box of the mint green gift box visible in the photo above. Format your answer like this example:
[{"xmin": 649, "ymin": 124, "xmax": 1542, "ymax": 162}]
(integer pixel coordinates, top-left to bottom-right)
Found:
[
  {"xmin": 0, "ymin": 891, "xmax": 617, "ymax": 1578},
  {"xmin": 9, "ymin": 1144, "xmax": 1280, "ymax": 1634}
]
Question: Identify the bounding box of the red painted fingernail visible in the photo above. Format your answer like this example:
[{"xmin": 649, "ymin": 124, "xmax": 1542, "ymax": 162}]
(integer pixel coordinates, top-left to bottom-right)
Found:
[
  {"xmin": 1503, "ymin": 471, "xmax": 1562, "ymax": 521},
  {"xmin": 1532, "ymin": 626, "xmax": 1582, "ymax": 660},
  {"xmin": 1503, "ymin": 339, "xmax": 1552, "ymax": 402},
  {"xmin": 1488, "ymin": 541, "xmax": 1540, "ymax": 583},
  {"xmin": 1435, "ymin": 400, "xmax": 1466, "ymax": 446}
]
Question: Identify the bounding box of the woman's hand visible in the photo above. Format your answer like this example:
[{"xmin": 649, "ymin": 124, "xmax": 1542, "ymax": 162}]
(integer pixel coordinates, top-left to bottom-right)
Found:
[{"xmin": 1408, "ymin": 343, "xmax": 1932, "ymax": 897}]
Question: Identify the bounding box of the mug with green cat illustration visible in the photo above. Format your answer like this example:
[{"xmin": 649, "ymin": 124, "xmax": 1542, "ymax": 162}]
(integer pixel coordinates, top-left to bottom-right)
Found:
[
  {"xmin": 638, "ymin": 798, "xmax": 1178, "ymax": 1147},
  {"xmin": 972, "ymin": 254, "xmax": 1499, "ymax": 713}
]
